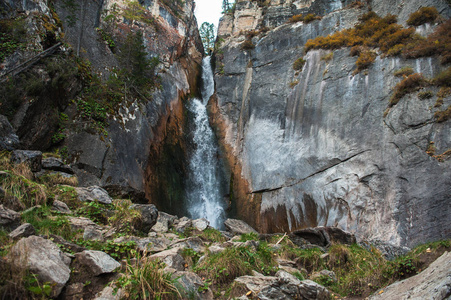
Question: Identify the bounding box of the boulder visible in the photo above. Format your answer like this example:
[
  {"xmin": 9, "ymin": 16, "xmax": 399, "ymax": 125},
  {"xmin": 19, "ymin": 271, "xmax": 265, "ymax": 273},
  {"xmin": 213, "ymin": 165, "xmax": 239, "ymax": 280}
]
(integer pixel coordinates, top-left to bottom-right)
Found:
[
  {"xmin": 8, "ymin": 223, "xmax": 35, "ymax": 239},
  {"xmin": 369, "ymin": 252, "xmax": 451, "ymax": 300},
  {"xmin": 289, "ymin": 227, "xmax": 356, "ymax": 248},
  {"xmin": 234, "ymin": 271, "xmax": 330, "ymax": 300},
  {"xmin": 310, "ymin": 270, "xmax": 337, "ymax": 283},
  {"xmin": 67, "ymin": 216, "xmax": 102, "ymax": 231},
  {"xmin": 8, "ymin": 236, "xmax": 71, "ymax": 297},
  {"xmin": 130, "ymin": 203, "xmax": 158, "ymax": 233},
  {"xmin": 136, "ymin": 236, "xmax": 171, "ymax": 252},
  {"xmin": 150, "ymin": 248, "xmax": 186, "ymax": 271},
  {"xmin": 362, "ymin": 240, "xmax": 411, "ymax": 260},
  {"xmin": 151, "ymin": 212, "xmax": 178, "ymax": 233},
  {"xmin": 172, "ymin": 237, "xmax": 206, "ymax": 253},
  {"xmin": 75, "ymin": 186, "xmax": 112, "ymax": 204},
  {"xmin": 224, "ymin": 218, "xmax": 258, "ymax": 235},
  {"xmin": 175, "ymin": 217, "xmax": 192, "ymax": 234},
  {"xmin": 41, "ymin": 157, "xmax": 74, "ymax": 174},
  {"xmin": 173, "ymin": 271, "xmax": 214, "ymax": 300},
  {"xmin": 52, "ymin": 199, "xmax": 73, "ymax": 214},
  {"xmin": 83, "ymin": 227, "xmax": 104, "ymax": 242},
  {"xmin": 94, "ymin": 285, "xmax": 124, "ymax": 300},
  {"xmin": 0, "ymin": 114, "xmax": 19, "ymax": 151},
  {"xmin": 10, "ymin": 150, "xmax": 42, "ymax": 172},
  {"xmin": 0, "ymin": 204, "xmax": 21, "ymax": 230},
  {"xmin": 75, "ymin": 250, "xmax": 121, "ymax": 276},
  {"xmin": 192, "ymin": 218, "xmax": 209, "ymax": 231},
  {"xmin": 47, "ymin": 234, "xmax": 86, "ymax": 253}
]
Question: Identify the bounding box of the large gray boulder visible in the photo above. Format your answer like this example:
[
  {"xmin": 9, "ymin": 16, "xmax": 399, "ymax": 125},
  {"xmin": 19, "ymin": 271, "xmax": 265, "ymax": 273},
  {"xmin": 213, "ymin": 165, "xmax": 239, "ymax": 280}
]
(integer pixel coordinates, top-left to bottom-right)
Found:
[
  {"xmin": 224, "ymin": 218, "xmax": 258, "ymax": 235},
  {"xmin": 10, "ymin": 150, "xmax": 42, "ymax": 172},
  {"xmin": 130, "ymin": 203, "xmax": 158, "ymax": 233},
  {"xmin": 8, "ymin": 236, "xmax": 71, "ymax": 297},
  {"xmin": 75, "ymin": 250, "xmax": 121, "ymax": 276},
  {"xmin": 0, "ymin": 115, "xmax": 19, "ymax": 150},
  {"xmin": 151, "ymin": 212, "xmax": 178, "ymax": 233},
  {"xmin": 41, "ymin": 157, "xmax": 74, "ymax": 174},
  {"xmin": 369, "ymin": 251, "xmax": 451, "ymax": 300},
  {"xmin": 75, "ymin": 186, "xmax": 112, "ymax": 204},
  {"xmin": 150, "ymin": 248, "xmax": 186, "ymax": 271}
]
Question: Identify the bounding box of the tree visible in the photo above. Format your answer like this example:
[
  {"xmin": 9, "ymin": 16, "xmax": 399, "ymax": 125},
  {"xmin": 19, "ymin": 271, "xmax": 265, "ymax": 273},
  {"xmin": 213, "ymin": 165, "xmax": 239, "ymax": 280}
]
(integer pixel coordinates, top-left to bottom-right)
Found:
[
  {"xmin": 199, "ymin": 22, "xmax": 215, "ymax": 55},
  {"xmin": 222, "ymin": 0, "xmax": 233, "ymax": 13}
]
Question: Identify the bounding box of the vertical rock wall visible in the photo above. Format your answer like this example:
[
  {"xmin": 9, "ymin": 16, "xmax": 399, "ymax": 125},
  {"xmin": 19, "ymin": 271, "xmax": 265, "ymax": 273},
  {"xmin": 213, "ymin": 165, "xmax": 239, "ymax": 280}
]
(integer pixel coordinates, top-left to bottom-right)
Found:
[{"xmin": 212, "ymin": 0, "xmax": 451, "ymax": 247}]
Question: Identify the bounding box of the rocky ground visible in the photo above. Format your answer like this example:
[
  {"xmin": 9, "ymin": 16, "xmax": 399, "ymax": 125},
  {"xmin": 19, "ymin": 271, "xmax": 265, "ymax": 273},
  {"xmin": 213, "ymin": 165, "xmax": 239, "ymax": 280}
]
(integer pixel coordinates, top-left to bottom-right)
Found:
[{"xmin": 0, "ymin": 128, "xmax": 450, "ymax": 299}]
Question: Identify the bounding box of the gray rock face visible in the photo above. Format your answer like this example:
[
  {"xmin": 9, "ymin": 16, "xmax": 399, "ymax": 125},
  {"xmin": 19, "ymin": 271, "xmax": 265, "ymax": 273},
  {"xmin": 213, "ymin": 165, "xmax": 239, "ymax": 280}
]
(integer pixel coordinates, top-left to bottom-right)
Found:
[
  {"xmin": 130, "ymin": 204, "xmax": 158, "ymax": 233},
  {"xmin": 41, "ymin": 157, "xmax": 74, "ymax": 174},
  {"xmin": 8, "ymin": 236, "xmax": 71, "ymax": 298},
  {"xmin": 0, "ymin": 115, "xmax": 19, "ymax": 150},
  {"xmin": 75, "ymin": 250, "xmax": 121, "ymax": 276},
  {"xmin": 10, "ymin": 150, "xmax": 42, "ymax": 172},
  {"xmin": 369, "ymin": 252, "xmax": 451, "ymax": 300},
  {"xmin": 214, "ymin": 0, "xmax": 451, "ymax": 247},
  {"xmin": 224, "ymin": 218, "xmax": 258, "ymax": 235},
  {"xmin": 0, "ymin": 204, "xmax": 21, "ymax": 230},
  {"xmin": 8, "ymin": 223, "xmax": 35, "ymax": 239},
  {"xmin": 75, "ymin": 186, "xmax": 112, "ymax": 204}
]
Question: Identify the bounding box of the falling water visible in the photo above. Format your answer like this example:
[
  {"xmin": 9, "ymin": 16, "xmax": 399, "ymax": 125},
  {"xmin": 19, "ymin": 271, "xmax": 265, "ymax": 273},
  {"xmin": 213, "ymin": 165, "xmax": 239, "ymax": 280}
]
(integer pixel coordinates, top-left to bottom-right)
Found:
[{"xmin": 185, "ymin": 57, "xmax": 226, "ymax": 228}]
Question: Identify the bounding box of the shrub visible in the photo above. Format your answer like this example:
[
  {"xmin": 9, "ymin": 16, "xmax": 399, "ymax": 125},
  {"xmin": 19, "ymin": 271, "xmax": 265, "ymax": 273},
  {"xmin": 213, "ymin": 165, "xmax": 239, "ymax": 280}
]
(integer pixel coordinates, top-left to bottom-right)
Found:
[
  {"xmin": 288, "ymin": 14, "xmax": 303, "ymax": 23},
  {"xmin": 293, "ymin": 57, "xmax": 306, "ymax": 71},
  {"xmin": 394, "ymin": 66, "xmax": 414, "ymax": 77},
  {"xmin": 241, "ymin": 39, "xmax": 255, "ymax": 50},
  {"xmin": 389, "ymin": 73, "xmax": 427, "ymax": 106},
  {"xmin": 418, "ymin": 90, "xmax": 434, "ymax": 99},
  {"xmin": 350, "ymin": 45, "xmax": 364, "ymax": 56},
  {"xmin": 433, "ymin": 67, "xmax": 451, "ymax": 87},
  {"xmin": 108, "ymin": 199, "xmax": 141, "ymax": 234},
  {"xmin": 355, "ymin": 50, "xmax": 376, "ymax": 72},
  {"xmin": 303, "ymin": 13, "xmax": 321, "ymax": 24},
  {"xmin": 407, "ymin": 7, "xmax": 439, "ymax": 26},
  {"xmin": 116, "ymin": 255, "xmax": 180, "ymax": 299},
  {"xmin": 21, "ymin": 205, "xmax": 73, "ymax": 240},
  {"xmin": 321, "ymin": 52, "xmax": 334, "ymax": 61},
  {"xmin": 434, "ymin": 105, "xmax": 451, "ymax": 122},
  {"xmin": 199, "ymin": 228, "xmax": 226, "ymax": 243}
]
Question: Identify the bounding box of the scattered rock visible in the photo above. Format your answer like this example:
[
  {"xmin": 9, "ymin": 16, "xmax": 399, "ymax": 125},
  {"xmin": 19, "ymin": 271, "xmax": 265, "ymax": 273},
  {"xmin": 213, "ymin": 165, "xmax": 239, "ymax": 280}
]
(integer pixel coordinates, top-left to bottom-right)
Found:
[
  {"xmin": 94, "ymin": 285, "xmax": 124, "ymax": 300},
  {"xmin": 151, "ymin": 212, "xmax": 178, "ymax": 233},
  {"xmin": 224, "ymin": 218, "xmax": 258, "ymax": 235},
  {"xmin": 65, "ymin": 283, "xmax": 84, "ymax": 300},
  {"xmin": 8, "ymin": 223, "xmax": 35, "ymax": 239},
  {"xmin": 208, "ymin": 244, "xmax": 226, "ymax": 255},
  {"xmin": 8, "ymin": 236, "xmax": 71, "ymax": 297},
  {"xmin": 0, "ymin": 114, "xmax": 19, "ymax": 151},
  {"xmin": 75, "ymin": 250, "xmax": 121, "ymax": 276},
  {"xmin": 173, "ymin": 271, "xmax": 214, "ymax": 300},
  {"xmin": 192, "ymin": 218, "xmax": 209, "ymax": 231},
  {"xmin": 47, "ymin": 234, "xmax": 86, "ymax": 253},
  {"xmin": 41, "ymin": 157, "xmax": 75, "ymax": 174},
  {"xmin": 83, "ymin": 227, "xmax": 105, "ymax": 242},
  {"xmin": 67, "ymin": 216, "xmax": 102, "ymax": 231},
  {"xmin": 150, "ymin": 248, "xmax": 186, "ymax": 271},
  {"xmin": 136, "ymin": 236, "xmax": 171, "ymax": 252},
  {"xmin": 10, "ymin": 150, "xmax": 42, "ymax": 172},
  {"xmin": 75, "ymin": 186, "xmax": 112, "ymax": 204},
  {"xmin": 0, "ymin": 204, "xmax": 21, "ymax": 230},
  {"xmin": 130, "ymin": 203, "xmax": 158, "ymax": 233},
  {"xmin": 310, "ymin": 270, "xmax": 337, "ymax": 283},
  {"xmin": 172, "ymin": 237, "xmax": 206, "ymax": 253},
  {"xmin": 369, "ymin": 251, "xmax": 451, "ymax": 300},
  {"xmin": 175, "ymin": 217, "xmax": 192, "ymax": 234},
  {"xmin": 322, "ymin": 227, "xmax": 356, "ymax": 245},
  {"xmin": 361, "ymin": 240, "xmax": 411, "ymax": 260},
  {"xmin": 52, "ymin": 199, "xmax": 72, "ymax": 214}
]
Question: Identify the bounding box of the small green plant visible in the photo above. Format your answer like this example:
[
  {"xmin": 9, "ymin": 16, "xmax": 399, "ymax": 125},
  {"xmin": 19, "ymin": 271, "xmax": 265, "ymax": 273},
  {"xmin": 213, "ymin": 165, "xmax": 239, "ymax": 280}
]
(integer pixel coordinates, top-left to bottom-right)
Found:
[
  {"xmin": 239, "ymin": 232, "xmax": 259, "ymax": 242},
  {"xmin": 24, "ymin": 274, "xmax": 52, "ymax": 297},
  {"xmin": 407, "ymin": 7, "xmax": 439, "ymax": 26},
  {"xmin": 76, "ymin": 201, "xmax": 113, "ymax": 224},
  {"xmin": 198, "ymin": 228, "xmax": 226, "ymax": 243},
  {"xmin": 21, "ymin": 205, "xmax": 73, "ymax": 240},
  {"xmin": 293, "ymin": 57, "xmax": 306, "ymax": 71},
  {"xmin": 108, "ymin": 199, "xmax": 141, "ymax": 234},
  {"xmin": 181, "ymin": 248, "xmax": 201, "ymax": 267}
]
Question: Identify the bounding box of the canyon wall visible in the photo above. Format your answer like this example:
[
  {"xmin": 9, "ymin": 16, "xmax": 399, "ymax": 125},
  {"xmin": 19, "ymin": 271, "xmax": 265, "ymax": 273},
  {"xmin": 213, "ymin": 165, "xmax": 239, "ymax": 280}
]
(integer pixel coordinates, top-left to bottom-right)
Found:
[{"xmin": 212, "ymin": 0, "xmax": 451, "ymax": 247}]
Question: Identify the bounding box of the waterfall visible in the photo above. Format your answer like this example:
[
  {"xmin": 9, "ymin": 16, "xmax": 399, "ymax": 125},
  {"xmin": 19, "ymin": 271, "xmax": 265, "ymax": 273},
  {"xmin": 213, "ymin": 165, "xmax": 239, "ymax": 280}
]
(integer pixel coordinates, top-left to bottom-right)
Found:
[{"xmin": 185, "ymin": 56, "xmax": 226, "ymax": 228}]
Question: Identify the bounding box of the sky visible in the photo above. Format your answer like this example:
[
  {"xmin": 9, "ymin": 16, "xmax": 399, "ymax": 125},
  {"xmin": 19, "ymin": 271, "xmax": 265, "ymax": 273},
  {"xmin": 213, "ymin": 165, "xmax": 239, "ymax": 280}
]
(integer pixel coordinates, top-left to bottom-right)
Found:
[{"xmin": 194, "ymin": 0, "xmax": 224, "ymax": 33}]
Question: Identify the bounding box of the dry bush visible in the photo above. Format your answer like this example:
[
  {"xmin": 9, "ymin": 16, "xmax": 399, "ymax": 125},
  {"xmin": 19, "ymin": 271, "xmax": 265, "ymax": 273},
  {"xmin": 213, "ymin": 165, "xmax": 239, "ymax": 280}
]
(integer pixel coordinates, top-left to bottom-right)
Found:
[
  {"xmin": 407, "ymin": 7, "xmax": 439, "ymax": 26},
  {"xmin": 434, "ymin": 105, "xmax": 451, "ymax": 123},
  {"xmin": 241, "ymin": 39, "xmax": 255, "ymax": 50},
  {"xmin": 355, "ymin": 50, "xmax": 376, "ymax": 72},
  {"xmin": 394, "ymin": 66, "xmax": 414, "ymax": 77},
  {"xmin": 304, "ymin": 13, "xmax": 321, "ymax": 24},
  {"xmin": 389, "ymin": 73, "xmax": 427, "ymax": 106},
  {"xmin": 293, "ymin": 57, "xmax": 306, "ymax": 70},
  {"xmin": 433, "ymin": 67, "xmax": 451, "ymax": 87},
  {"xmin": 288, "ymin": 14, "xmax": 303, "ymax": 23}
]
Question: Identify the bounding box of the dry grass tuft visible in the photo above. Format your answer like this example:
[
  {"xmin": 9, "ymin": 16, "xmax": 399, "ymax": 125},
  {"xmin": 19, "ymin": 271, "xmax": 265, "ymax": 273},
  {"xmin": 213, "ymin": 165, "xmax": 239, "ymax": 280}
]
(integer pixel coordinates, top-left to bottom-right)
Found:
[
  {"xmin": 389, "ymin": 73, "xmax": 427, "ymax": 107},
  {"xmin": 407, "ymin": 7, "xmax": 439, "ymax": 26}
]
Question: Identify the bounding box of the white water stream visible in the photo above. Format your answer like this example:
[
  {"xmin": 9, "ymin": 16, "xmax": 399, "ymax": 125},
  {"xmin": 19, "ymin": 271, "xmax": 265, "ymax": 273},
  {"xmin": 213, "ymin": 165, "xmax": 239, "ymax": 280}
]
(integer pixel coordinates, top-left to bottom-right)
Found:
[{"xmin": 185, "ymin": 57, "xmax": 226, "ymax": 228}]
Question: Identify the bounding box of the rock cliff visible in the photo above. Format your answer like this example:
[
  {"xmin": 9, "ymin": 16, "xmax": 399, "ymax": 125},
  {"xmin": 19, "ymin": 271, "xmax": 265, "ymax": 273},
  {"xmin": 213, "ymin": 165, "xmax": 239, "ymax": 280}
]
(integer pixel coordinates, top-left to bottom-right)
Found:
[
  {"xmin": 0, "ymin": 0, "xmax": 203, "ymax": 211},
  {"xmin": 212, "ymin": 0, "xmax": 451, "ymax": 247}
]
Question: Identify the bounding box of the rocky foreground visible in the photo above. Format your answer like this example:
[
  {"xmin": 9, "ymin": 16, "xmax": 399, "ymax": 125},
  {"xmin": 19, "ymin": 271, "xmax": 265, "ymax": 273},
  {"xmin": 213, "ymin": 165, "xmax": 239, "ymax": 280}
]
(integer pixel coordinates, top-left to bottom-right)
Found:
[{"xmin": 1, "ymin": 146, "xmax": 450, "ymax": 299}]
